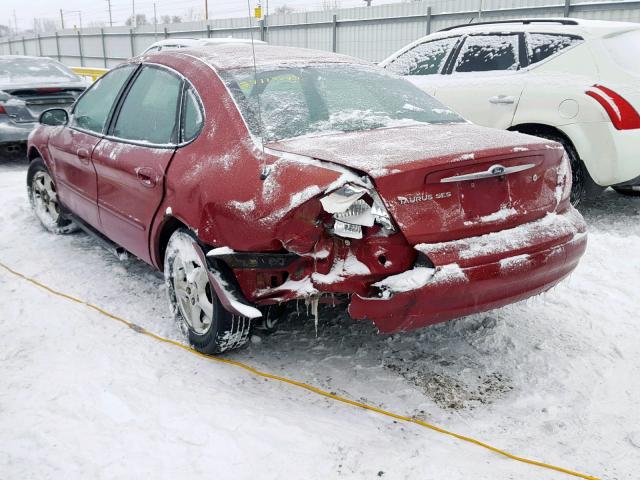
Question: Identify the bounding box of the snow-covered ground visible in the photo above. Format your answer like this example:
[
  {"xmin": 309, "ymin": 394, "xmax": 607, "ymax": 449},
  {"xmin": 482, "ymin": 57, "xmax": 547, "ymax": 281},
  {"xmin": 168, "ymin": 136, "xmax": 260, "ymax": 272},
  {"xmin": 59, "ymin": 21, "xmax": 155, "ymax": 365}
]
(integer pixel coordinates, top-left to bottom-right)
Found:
[{"xmin": 1, "ymin": 158, "xmax": 639, "ymax": 479}]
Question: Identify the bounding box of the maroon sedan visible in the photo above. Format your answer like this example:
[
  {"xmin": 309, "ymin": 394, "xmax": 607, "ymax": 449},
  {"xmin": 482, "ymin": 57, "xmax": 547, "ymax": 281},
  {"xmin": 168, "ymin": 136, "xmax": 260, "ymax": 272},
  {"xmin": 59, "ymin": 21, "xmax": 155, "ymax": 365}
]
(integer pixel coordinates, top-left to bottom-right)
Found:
[{"xmin": 27, "ymin": 44, "xmax": 587, "ymax": 354}]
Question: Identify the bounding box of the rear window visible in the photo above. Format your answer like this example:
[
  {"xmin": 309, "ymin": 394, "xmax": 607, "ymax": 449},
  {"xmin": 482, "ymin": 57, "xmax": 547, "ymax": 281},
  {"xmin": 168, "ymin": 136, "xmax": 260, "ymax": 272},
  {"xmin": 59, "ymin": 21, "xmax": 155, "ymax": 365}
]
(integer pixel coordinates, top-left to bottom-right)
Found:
[
  {"xmin": 221, "ymin": 64, "xmax": 464, "ymax": 142},
  {"xmin": 0, "ymin": 57, "xmax": 80, "ymax": 85},
  {"xmin": 454, "ymin": 34, "xmax": 520, "ymax": 73},
  {"xmin": 526, "ymin": 33, "xmax": 583, "ymax": 65},
  {"xmin": 604, "ymin": 30, "xmax": 640, "ymax": 75}
]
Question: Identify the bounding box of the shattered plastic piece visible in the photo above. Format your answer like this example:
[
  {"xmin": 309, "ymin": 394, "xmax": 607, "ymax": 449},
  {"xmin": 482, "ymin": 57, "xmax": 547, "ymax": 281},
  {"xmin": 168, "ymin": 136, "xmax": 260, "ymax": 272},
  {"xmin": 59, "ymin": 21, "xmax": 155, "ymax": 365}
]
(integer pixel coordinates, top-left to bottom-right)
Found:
[
  {"xmin": 320, "ymin": 184, "xmax": 367, "ymax": 214},
  {"xmin": 373, "ymin": 267, "xmax": 435, "ymax": 296},
  {"xmin": 333, "ymin": 199, "xmax": 375, "ymax": 227},
  {"xmin": 206, "ymin": 246, "xmax": 235, "ymax": 257},
  {"xmin": 333, "ymin": 220, "xmax": 363, "ymax": 239}
]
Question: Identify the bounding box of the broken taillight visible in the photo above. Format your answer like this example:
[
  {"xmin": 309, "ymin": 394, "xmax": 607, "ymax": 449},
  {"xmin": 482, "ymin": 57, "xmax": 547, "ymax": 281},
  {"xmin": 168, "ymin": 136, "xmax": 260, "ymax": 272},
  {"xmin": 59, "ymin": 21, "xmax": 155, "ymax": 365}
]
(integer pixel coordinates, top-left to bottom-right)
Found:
[
  {"xmin": 556, "ymin": 152, "xmax": 572, "ymax": 208},
  {"xmin": 320, "ymin": 182, "xmax": 396, "ymax": 240},
  {"xmin": 586, "ymin": 84, "xmax": 640, "ymax": 130}
]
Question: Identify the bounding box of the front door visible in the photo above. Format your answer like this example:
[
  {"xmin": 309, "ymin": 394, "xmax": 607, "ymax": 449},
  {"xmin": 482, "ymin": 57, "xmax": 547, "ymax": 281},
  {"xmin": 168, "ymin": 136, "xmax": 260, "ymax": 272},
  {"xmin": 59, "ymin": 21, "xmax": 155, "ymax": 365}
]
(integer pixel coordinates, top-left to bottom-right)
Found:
[
  {"xmin": 92, "ymin": 65, "xmax": 182, "ymax": 262},
  {"xmin": 49, "ymin": 128, "xmax": 102, "ymax": 228},
  {"xmin": 49, "ymin": 65, "xmax": 137, "ymax": 229}
]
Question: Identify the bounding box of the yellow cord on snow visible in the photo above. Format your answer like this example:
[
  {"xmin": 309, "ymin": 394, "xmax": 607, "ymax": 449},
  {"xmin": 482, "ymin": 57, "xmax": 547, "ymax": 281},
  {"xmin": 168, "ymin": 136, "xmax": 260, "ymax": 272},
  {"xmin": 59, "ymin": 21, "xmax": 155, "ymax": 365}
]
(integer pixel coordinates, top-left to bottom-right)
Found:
[{"xmin": 0, "ymin": 260, "xmax": 600, "ymax": 480}]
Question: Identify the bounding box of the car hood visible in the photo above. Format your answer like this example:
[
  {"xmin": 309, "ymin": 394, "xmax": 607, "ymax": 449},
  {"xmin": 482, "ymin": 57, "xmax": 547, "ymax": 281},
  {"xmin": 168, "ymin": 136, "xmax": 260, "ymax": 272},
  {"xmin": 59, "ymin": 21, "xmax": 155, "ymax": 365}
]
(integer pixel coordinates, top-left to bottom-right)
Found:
[{"xmin": 265, "ymin": 123, "xmax": 551, "ymax": 178}]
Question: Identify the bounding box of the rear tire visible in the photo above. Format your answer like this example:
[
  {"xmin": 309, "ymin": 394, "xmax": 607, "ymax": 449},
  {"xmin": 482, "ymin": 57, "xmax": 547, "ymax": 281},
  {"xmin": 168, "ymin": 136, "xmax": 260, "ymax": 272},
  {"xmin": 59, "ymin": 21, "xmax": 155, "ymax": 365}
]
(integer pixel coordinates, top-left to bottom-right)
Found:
[
  {"xmin": 164, "ymin": 229, "xmax": 251, "ymax": 355},
  {"xmin": 612, "ymin": 185, "xmax": 640, "ymax": 197},
  {"xmin": 534, "ymin": 133, "xmax": 592, "ymax": 207},
  {"xmin": 27, "ymin": 157, "xmax": 77, "ymax": 234}
]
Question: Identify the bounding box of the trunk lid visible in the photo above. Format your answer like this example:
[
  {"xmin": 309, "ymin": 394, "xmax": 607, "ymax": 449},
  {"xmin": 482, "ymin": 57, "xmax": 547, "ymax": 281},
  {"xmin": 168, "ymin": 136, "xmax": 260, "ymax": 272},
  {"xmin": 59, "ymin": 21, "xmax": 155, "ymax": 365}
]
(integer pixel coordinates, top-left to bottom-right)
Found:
[
  {"xmin": 1, "ymin": 84, "xmax": 85, "ymax": 123},
  {"xmin": 268, "ymin": 124, "xmax": 564, "ymax": 244}
]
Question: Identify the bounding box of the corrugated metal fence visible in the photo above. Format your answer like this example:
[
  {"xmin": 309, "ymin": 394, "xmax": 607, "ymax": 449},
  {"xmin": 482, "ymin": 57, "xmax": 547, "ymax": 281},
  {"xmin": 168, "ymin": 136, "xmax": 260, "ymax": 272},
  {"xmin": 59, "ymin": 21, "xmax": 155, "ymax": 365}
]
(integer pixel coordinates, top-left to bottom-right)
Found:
[{"xmin": 1, "ymin": 0, "xmax": 639, "ymax": 66}]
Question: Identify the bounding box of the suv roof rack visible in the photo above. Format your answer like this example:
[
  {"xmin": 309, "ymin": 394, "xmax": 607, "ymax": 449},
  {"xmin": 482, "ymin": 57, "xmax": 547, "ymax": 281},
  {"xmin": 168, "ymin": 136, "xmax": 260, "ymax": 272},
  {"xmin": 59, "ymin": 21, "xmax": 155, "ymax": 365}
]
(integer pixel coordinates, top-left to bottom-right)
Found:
[{"xmin": 438, "ymin": 19, "xmax": 579, "ymax": 32}]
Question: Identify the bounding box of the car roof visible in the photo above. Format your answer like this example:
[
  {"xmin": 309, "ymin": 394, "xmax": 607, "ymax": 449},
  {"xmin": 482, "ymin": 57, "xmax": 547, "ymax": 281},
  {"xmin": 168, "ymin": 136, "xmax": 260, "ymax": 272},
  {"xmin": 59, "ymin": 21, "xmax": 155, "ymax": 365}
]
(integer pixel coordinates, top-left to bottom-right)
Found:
[
  {"xmin": 173, "ymin": 43, "xmax": 370, "ymax": 71},
  {"xmin": 414, "ymin": 18, "xmax": 639, "ymax": 42},
  {"xmin": 147, "ymin": 37, "xmax": 266, "ymax": 48}
]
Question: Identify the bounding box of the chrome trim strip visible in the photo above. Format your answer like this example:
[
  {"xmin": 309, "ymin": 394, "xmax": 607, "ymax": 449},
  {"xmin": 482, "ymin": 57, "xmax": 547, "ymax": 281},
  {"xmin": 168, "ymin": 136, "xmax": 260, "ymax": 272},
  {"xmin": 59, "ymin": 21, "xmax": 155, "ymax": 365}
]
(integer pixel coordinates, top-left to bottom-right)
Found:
[{"xmin": 440, "ymin": 163, "xmax": 536, "ymax": 183}]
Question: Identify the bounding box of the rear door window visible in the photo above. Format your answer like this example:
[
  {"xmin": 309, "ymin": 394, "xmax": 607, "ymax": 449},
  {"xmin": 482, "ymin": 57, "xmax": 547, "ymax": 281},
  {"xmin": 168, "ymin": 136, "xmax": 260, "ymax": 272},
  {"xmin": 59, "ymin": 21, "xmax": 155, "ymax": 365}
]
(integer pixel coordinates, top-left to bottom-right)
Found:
[
  {"xmin": 181, "ymin": 86, "xmax": 204, "ymax": 143},
  {"xmin": 526, "ymin": 33, "xmax": 583, "ymax": 65},
  {"xmin": 386, "ymin": 37, "xmax": 459, "ymax": 76},
  {"xmin": 112, "ymin": 66, "xmax": 182, "ymax": 145},
  {"xmin": 71, "ymin": 65, "xmax": 137, "ymax": 134},
  {"xmin": 454, "ymin": 34, "xmax": 520, "ymax": 73}
]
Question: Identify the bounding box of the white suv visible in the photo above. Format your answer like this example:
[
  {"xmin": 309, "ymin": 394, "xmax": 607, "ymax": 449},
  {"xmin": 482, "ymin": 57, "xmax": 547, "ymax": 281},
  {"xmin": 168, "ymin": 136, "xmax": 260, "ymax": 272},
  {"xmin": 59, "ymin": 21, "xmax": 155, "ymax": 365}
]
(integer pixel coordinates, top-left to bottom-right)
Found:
[{"xmin": 381, "ymin": 18, "xmax": 640, "ymax": 204}]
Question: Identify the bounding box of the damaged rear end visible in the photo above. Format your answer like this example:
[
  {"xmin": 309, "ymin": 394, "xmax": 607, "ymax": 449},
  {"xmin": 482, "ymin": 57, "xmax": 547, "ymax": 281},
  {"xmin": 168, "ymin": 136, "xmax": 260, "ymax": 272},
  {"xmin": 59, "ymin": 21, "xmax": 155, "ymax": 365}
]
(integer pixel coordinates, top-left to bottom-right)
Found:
[
  {"xmin": 209, "ymin": 123, "xmax": 586, "ymax": 333},
  {"xmin": 207, "ymin": 58, "xmax": 587, "ymax": 332}
]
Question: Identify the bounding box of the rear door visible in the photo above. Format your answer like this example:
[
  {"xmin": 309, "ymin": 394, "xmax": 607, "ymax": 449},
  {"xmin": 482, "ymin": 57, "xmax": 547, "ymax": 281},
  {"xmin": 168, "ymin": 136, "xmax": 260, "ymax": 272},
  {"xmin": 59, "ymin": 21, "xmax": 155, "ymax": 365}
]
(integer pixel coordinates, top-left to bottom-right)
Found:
[
  {"xmin": 433, "ymin": 33, "xmax": 526, "ymax": 129},
  {"xmin": 91, "ymin": 64, "xmax": 184, "ymax": 262},
  {"xmin": 48, "ymin": 65, "xmax": 137, "ymax": 229}
]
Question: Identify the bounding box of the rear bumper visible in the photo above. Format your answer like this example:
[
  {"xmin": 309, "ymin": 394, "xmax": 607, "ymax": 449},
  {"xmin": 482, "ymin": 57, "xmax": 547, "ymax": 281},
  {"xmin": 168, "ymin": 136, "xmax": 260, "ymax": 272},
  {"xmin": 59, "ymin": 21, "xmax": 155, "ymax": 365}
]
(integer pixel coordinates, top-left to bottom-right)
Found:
[
  {"xmin": 560, "ymin": 122, "xmax": 640, "ymax": 186},
  {"xmin": 348, "ymin": 209, "xmax": 587, "ymax": 333},
  {"xmin": 0, "ymin": 119, "xmax": 35, "ymax": 144}
]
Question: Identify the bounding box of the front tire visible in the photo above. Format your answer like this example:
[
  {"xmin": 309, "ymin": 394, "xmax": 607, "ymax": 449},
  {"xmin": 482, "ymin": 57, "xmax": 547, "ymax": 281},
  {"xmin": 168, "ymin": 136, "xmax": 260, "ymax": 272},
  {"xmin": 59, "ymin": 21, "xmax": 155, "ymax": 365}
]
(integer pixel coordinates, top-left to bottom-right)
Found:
[
  {"xmin": 164, "ymin": 229, "xmax": 251, "ymax": 355},
  {"xmin": 27, "ymin": 157, "xmax": 77, "ymax": 234}
]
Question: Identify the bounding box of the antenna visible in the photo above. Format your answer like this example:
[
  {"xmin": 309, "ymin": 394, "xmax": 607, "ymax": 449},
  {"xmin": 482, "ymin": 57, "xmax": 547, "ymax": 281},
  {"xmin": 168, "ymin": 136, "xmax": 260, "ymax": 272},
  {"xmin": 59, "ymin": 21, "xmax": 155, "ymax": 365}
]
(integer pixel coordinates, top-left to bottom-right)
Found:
[{"xmin": 246, "ymin": 0, "xmax": 268, "ymax": 179}]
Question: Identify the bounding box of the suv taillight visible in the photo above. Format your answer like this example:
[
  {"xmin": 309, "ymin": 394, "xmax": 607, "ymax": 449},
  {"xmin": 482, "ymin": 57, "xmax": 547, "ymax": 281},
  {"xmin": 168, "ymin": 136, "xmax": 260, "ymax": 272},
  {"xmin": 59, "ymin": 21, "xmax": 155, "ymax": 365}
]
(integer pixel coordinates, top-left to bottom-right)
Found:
[
  {"xmin": 586, "ymin": 84, "xmax": 640, "ymax": 130},
  {"xmin": 0, "ymin": 104, "xmax": 6, "ymax": 114}
]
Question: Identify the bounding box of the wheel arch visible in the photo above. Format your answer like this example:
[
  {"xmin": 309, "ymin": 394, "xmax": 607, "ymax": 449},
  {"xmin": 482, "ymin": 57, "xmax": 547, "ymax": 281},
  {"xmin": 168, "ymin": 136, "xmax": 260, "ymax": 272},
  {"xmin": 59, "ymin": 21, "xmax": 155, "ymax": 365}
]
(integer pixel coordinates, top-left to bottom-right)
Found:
[
  {"xmin": 508, "ymin": 123, "xmax": 578, "ymax": 154},
  {"xmin": 27, "ymin": 145, "xmax": 42, "ymax": 162},
  {"xmin": 510, "ymin": 122, "xmax": 604, "ymax": 201},
  {"xmin": 154, "ymin": 215, "xmax": 191, "ymax": 271}
]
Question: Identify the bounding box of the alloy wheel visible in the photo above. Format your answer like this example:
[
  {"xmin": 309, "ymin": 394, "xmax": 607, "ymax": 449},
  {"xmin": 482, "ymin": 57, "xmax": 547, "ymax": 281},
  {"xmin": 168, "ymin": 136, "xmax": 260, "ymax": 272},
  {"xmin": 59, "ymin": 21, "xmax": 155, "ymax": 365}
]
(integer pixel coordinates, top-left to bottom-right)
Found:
[
  {"xmin": 31, "ymin": 170, "xmax": 61, "ymax": 225},
  {"xmin": 172, "ymin": 253, "xmax": 215, "ymax": 335}
]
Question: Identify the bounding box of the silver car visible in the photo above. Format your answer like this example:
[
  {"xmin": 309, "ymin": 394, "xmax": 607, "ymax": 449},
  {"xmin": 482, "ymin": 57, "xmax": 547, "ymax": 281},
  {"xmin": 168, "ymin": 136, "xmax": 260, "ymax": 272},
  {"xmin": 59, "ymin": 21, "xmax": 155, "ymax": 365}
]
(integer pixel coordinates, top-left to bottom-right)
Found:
[{"xmin": 0, "ymin": 56, "xmax": 86, "ymax": 158}]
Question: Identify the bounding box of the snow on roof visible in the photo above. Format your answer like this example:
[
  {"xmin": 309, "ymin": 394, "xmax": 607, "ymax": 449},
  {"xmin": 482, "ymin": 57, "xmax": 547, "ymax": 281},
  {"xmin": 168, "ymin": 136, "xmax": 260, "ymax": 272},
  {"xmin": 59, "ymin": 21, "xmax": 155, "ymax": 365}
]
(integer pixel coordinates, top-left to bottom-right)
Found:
[
  {"xmin": 436, "ymin": 18, "xmax": 640, "ymax": 37},
  {"xmin": 0, "ymin": 55, "xmax": 55, "ymax": 61},
  {"xmin": 380, "ymin": 18, "xmax": 640, "ymax": 66},
  {"xmin": 146, "ymin": 37, "xmax": 266, "ymax": 49},
  {"xmin": 186, "ymin": 43, "xmax": 370, "ymax": 71}
]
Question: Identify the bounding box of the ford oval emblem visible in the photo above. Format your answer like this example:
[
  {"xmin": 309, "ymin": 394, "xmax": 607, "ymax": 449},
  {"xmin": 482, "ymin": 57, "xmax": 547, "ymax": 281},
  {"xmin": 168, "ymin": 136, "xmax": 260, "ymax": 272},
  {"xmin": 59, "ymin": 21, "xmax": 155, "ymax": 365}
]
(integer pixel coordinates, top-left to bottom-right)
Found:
[{"xmin": 490, "ymin": 165, "xmax": 506, "ymax": 176}]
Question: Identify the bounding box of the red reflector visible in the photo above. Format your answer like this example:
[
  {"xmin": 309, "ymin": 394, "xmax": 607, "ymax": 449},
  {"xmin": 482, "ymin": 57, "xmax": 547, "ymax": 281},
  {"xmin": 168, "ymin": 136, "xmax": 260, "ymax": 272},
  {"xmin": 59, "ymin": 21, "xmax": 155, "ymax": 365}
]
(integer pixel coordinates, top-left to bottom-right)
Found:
[
  {"xmin": 0, "ymin": 104, "xmax": 6, "ymax": 114},
  {"xmin": 35, "ymin": 87, "xmax": 64, "ymax": 93},
  {"xmin": 586, "ymin": 84, "xmax": 640, "ymax": 130}
]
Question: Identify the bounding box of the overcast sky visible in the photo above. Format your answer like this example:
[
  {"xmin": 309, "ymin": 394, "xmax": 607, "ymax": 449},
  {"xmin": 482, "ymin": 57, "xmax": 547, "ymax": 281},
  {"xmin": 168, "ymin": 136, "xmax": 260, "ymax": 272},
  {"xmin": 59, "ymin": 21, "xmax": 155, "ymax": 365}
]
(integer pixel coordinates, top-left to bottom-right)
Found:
[{"xmin": 1, "ymin": 0, "xmax": 396, "ymax": 32}]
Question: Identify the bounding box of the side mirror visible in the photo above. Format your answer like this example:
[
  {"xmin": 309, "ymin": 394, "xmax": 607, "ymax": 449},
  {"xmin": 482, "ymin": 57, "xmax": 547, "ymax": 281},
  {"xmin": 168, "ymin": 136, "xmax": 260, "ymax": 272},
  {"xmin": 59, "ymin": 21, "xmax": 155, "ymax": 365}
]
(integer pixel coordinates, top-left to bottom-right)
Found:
[{"xmin": 39, "ymin": 108, "xmax": 68, "ymax": 126}]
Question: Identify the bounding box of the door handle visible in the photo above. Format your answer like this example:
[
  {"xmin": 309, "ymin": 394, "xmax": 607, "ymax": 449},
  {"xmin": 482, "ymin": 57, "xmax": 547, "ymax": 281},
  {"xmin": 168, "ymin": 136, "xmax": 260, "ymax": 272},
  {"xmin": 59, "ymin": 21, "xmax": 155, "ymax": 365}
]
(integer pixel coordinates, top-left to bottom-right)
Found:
[
  {"xmin": 135, "ymin": 167, "xmax": 157, "ymax": 188},
  {"xmin": 77, "ymin": 148, "xmax": 90, "ymax": 165},
  {"xmin": 489, "ymin": 95, "xmax": 515, "ymax": 105}
]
